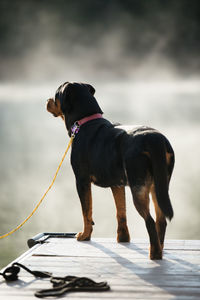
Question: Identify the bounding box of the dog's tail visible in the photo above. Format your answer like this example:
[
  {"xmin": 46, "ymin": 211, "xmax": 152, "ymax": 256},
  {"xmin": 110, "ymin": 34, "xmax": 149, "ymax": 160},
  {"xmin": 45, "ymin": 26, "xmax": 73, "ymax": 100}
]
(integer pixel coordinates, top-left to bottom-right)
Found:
[{"xmin": 146, "ymin": 134, "xmax": 174, "ymax": 220}]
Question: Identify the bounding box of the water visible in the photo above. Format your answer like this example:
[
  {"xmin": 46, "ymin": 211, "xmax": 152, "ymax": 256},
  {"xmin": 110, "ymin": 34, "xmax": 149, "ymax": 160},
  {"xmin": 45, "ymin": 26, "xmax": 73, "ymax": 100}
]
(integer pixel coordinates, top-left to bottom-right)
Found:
[{"xmin": 0, "ymin": 80, "xmax": 200, "ymax": 268}]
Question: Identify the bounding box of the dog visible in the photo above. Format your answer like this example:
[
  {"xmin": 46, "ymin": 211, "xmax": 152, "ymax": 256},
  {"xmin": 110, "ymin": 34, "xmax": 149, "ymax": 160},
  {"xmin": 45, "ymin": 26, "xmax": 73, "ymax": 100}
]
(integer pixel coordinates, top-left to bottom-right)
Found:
[{"xmin": 47, "ymin": 81, "xmax": 174, "ymax": 260}]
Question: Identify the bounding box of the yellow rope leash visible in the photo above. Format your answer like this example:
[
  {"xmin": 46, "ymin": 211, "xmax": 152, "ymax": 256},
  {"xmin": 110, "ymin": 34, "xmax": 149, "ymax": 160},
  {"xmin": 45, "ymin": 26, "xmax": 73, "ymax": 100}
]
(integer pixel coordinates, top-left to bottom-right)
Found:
[{"xmin": 0, "ymin": 136, "xmax": 74, "ymax": 240}]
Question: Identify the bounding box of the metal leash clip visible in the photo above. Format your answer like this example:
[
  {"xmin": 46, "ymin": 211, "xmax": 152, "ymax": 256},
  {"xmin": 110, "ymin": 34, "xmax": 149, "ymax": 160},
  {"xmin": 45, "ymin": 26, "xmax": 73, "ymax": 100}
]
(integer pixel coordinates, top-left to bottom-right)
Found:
[{"xmin": 71, "ymin": 122, "xmax": 80, "ymax": 137}]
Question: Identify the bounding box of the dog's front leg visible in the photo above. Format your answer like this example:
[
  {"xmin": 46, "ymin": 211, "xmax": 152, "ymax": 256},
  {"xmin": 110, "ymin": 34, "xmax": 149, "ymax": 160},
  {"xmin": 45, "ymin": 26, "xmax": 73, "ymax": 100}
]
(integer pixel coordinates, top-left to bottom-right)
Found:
[
  {"xmin": 111, "ymin": 186, "xmax": 130, "ymax": 242},
  {"xmin": 76, "ymin": 180, "xmax": 93, "ymax": 241}
]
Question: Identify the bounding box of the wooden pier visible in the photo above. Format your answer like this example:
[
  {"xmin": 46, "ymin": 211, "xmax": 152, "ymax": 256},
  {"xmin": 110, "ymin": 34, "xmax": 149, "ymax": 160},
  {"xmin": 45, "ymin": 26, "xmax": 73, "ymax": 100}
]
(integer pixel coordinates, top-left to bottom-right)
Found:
[{"xmin": 0, "ymin": 235, "xmax": 200, "ymax": 299}]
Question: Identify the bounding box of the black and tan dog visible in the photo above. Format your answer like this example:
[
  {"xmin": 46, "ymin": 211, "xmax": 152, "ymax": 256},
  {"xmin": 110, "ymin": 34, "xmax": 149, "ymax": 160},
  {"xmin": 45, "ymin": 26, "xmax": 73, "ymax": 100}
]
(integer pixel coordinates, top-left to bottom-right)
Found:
[{"xmin": 47, "ymin": 82, "xmax": 174, "ymax": 260}]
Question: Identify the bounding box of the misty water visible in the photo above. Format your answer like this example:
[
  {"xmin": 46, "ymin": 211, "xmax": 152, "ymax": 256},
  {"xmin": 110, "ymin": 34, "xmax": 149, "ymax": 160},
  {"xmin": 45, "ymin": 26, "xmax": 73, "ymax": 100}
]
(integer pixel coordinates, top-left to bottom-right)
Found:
[{"xmin": 0, "ymin": 78, "xmax": 200, "ymax": 268}]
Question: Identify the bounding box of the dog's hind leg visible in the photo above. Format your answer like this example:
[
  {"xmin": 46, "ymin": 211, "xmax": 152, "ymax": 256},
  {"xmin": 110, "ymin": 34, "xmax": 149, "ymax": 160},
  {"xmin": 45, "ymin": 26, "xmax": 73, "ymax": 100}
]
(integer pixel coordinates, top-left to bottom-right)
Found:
[
  {"xmin": 151, "ymin": 185, "xmax": 167, "ymax": 249},
  {"xmin": 131, "ymin": 185, "xmax": 162, "ymax": 259},
  {"xmin": 76, "ymin": 181, "xmax": 94, "ymax": 241},
  {"xmin": 125, "ymin": 154, "xmax": 162, "ymax": 259},
  {"xmin": 111, "ymin": 186, "xmax": 130, "ymax": 242}
]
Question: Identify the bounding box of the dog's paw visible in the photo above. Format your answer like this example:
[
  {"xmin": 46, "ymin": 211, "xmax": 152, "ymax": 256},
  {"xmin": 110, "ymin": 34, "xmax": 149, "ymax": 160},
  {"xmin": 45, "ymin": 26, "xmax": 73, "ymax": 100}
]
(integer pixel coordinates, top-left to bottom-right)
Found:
[
  {"xmin": 117, "ymin": 227, "xmax": 130, "ymax": 243},
  {"xmin": 76, "ymin": 232, "xmax": 91, "ymax": 241},
  {"xmin": 149, "ymin": 245, "xmax": 163, "ymax": 260},
  {"xmin": 117, "ymin": 232, "xmax": 130, "ymax": 243}
]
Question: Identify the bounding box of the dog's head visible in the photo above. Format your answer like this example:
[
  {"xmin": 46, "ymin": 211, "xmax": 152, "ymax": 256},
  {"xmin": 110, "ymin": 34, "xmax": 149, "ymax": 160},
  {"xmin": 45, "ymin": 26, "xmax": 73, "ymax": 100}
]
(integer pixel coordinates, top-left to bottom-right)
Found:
[{"xmin": 47, "ymin": 82, "xmax": 103, "ymax": 133}]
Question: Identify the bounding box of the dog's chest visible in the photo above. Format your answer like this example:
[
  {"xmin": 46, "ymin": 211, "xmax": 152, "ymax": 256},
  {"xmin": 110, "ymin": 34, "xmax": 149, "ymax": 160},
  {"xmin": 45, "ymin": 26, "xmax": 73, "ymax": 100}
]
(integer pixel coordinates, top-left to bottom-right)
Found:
[{"xmin": 71, "ymin": 135, "xmax": 127, "ymax": 188}]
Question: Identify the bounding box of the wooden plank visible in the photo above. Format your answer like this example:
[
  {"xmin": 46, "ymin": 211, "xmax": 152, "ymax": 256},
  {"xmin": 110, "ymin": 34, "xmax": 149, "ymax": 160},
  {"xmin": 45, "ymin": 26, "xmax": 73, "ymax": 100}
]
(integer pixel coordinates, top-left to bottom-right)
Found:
[{"xmin": 0, "ymin": 238, "xmax": 200, "ymax": 299}]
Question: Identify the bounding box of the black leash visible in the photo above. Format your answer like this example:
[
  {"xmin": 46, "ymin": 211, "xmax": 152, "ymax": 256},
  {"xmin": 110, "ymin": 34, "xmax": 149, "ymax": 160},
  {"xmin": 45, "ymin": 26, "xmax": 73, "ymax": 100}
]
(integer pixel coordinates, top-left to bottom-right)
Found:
[
  {"xmin": 35, "ymin": 276, "xmax": 110, "ymax": 298},
  {"xmin": 0, "ymin": 262, "xmax": 51, "ymax": 281},
  {"xmin": 0, "ymin": 263, "xmax": 110, "ymax": 298}
]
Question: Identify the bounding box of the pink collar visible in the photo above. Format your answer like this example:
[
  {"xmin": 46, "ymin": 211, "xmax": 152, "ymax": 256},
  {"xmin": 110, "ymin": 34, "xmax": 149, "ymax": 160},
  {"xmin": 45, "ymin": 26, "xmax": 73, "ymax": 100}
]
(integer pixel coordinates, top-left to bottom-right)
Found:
[
  {"xmin": 71, "ymin": 113, "xmax": 103, "ymax": 137},
  {"xmin": 77, "ymin": 113, "xmax": 103, "ymax": 126}
]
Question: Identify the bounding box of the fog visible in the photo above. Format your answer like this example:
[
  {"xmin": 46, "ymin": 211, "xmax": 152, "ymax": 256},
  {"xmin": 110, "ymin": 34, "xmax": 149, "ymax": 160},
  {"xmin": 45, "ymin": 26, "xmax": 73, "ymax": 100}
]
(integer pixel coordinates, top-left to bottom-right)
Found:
[{"xmin": 0, "ymin": 0, "xmax": 200, "ymax": 268}]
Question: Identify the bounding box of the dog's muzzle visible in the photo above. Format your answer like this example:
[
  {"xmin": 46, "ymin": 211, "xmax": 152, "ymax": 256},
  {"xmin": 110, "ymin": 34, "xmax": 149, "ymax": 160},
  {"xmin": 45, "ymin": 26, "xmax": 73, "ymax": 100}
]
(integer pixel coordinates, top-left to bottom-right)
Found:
[{"xmin": 46, "ymin": 98, "xmax": 64, "ymax": 119}]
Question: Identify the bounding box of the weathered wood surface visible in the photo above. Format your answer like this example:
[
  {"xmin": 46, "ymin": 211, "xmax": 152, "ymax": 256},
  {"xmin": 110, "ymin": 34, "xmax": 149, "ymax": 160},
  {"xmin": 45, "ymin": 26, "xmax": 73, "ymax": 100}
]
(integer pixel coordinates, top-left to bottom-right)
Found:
[{"xmin": 0, "ymin": 238, "xmax": 200, "ymax": 299}]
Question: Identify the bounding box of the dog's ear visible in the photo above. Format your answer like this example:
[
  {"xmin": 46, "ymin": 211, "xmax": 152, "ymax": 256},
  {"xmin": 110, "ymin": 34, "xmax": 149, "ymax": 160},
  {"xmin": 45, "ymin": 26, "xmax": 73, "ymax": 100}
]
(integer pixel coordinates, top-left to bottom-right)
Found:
[
  {"xmin": 85, "ymin": 84, "xmax": 96, "ymax": 95},
  {"xmin": 59, "ymin": 83, "xmax": 73, "ymax": 114}
]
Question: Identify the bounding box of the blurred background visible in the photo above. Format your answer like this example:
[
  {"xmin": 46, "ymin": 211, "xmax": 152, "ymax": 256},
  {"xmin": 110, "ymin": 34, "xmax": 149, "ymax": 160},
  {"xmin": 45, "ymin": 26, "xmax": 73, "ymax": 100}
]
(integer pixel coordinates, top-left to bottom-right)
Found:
[{"xmin": 0, "ymin": 0, "xmax": 200, "ymax": 268}]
